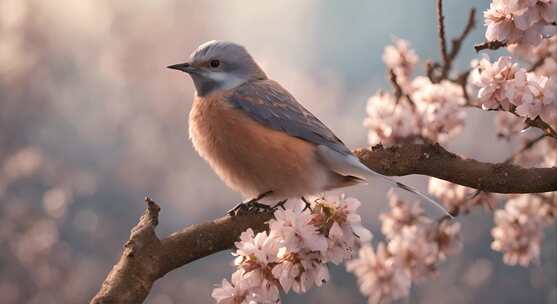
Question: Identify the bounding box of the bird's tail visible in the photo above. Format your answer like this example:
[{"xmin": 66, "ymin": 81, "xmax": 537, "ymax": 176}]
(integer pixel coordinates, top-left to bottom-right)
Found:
[
  {"xmin": 316, "ymin": 146, "xmax": 452, "ymax": 218},
  {"xmin": 364, "ymin": 168, "xmax": 453, "ymax": 218}
]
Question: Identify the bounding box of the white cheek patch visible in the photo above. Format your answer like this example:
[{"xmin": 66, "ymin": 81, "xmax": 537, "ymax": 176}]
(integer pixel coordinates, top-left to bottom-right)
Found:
[{"xmin": 204, "ymin": 71, "xmax": 246, "ymax": 91}]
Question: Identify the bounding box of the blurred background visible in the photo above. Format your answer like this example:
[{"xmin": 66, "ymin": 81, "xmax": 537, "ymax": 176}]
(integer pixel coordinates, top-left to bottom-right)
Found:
[{"xmin": 0, "ymin": 0, "xmax": 555, "ymax": 303}]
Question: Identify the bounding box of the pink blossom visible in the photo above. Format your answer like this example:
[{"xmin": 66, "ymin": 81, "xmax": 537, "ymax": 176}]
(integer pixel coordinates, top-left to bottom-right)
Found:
[
  {"xmin": 268, "ymin": 207, "xmax": 327, "ymax": 254},
  {"xmin": 380, "ymin": 190, "xmax": 430, "ymax": 239},
  {"xmin": 383, "ymin": 38, "xmax": 419, "ymax": 87},
  {"xmin": 346, "ymin": 243, "xmax": 411, "ymax": 304},
  {"xmin": 491, "ymin": 195, "xmax": 545, "ymax": 266},
  {"xmin": 472, "ymin": 56, "xmax": 521, "ymax": 110},
  {"xmin": 364, "ymin": 92, "xmax": 420, "ymax": 146},
  {"xmin": 483, "ymin": 0, "xmax": 555, "ymax": 47}
]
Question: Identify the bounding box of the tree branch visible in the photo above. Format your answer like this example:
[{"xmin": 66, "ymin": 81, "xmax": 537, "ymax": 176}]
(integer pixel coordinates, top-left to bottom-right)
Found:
[
  {"xmin": 353, "ymin": 142, "xmax": 557, "ymax": 193},
  {"xmin": 474, "ymin": 40, "xmax": 507, "ymax": 52},
  {"xmin": 90, "ymin": 198, "xmax": 274, "ymax": 304},
  {"xmin": 91, "ymin": 142, "xmax": 557, "ymax": 303}
]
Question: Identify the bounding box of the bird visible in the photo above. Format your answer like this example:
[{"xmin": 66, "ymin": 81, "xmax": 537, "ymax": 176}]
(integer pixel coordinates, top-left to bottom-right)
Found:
[{"xmin": 168, "ymin": 40, "xmax": 449, "ymax": 216}]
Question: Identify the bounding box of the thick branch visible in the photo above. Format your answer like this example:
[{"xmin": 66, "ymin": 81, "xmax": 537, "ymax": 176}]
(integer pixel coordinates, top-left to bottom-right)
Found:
[
  {"xmin": 354, "ymin": 142, "xmax": 557, "ymax": 193},
  {"xmin": 90, "ymin": 198, "xmax": 274, "ymax": 304},
  {"xmin": 91, "ymin": 143, "xmax": 557, "ymax": 303}
]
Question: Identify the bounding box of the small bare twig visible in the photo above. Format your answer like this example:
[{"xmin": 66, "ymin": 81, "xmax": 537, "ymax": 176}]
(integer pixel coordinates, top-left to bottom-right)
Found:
[
  {"xmin": 436, "ymin": 0, "xmax": 450, "ymax": 76},
  {"xmin": 503, "ymin": 134, "xmax": 546, "ymax": 164},
  {"xmin": 454, "ymin": 69, "xmax": 472, "ymax": 103},
  {"xmin": 462, "ymin": 103, "xmax": 557, "ymax": 139},
  {"xmin": 525, "ymin": 116, "xmax": 557, "ymax": 139},
  {"xmin": 474, "ymin": 40, "xmax": 507, "ymax": 52},
  {"xmin": 432, "ymin": 5, "xmax": 476, "ymax": 82},
  {"xmin": 389, "ymin": 69, "xmax": 416, "ymax": 109},
  {"xmin": 448, "ymin": 8, "xmax": 476, "ymax": 61},
  {"xmin": 528, "ymin": 54, "xmax": 550, "ymax": 72}
]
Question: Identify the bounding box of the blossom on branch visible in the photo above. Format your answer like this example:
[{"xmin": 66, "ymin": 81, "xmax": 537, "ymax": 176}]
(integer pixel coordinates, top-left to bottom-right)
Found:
[
  {"xmin": 484, "ymin": 0, "xmax": 556, "ymax": 47},
  {"xmin": 491, "ymin": 195, "xmax": 549, "ymax": 266},
  {"xmin": 471, "ymin": 55, "xmax": 556, "ymax": 122},
  {"xmin": 213, "ymin": 195, "xmax": 371, "ymax": 303},
  {"xmin": 346, "ymin": 243, "xmax": 411, "ymax": 304},
  {"xmin": 364, "ymin": 77, "xmax": 466, "ymax": 145},
  {"xmin": 383, "ymin": 38, "xmax": 419, "ymax": 88}
]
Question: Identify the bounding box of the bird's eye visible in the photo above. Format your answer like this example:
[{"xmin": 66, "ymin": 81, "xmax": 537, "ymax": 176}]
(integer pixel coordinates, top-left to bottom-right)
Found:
[{"xmin": 210, "ymin": 60, "xmax": 220, "ymax": 68}]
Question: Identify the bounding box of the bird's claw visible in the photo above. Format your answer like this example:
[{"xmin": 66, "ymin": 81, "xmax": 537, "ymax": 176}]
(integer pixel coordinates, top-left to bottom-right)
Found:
[
  {"xmin": 301, "ymin": 197, "xmax": 312, "ymax": 212},
  {"xmin": 227, "ymin": 198, "xmax": 273, "ymax": 216},
  {"xmin": 271, "ymin": 200, "xmax": 288, "ymax": 210}
]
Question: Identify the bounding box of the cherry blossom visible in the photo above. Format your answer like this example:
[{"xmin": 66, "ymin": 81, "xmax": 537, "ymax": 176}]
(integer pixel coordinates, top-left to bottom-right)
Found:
[
  {"xmin": 472, "ymin": 55, "xmax": 556, "ymax": 121},
  {"xmin": 214, "ymin": 195, "xmax": 372, "ymax": 303},
  {"xmin": 383, "ymin": 38, "xmax": 419, "ymax": 87},
  {"xmin": 491, "ymin": 195, "xmax": 546, "ymax": 266},
  {"xmin": 364, "ymin": 77, "xmax": 465, "ymax": 145},
  {"xmin": 364, "ymin": 92, "xmax": 420, "ymax": 146},
  {"xmin": 411, "ymin": 77, "xmax": 466, "ymax": 142},
  {"xmin": 484, "ymin": 0, "xmax": 556, "ymax": 47},
  {"xmin": 346, "ymin": 243, "xmax": 411, "ymax": 304}
]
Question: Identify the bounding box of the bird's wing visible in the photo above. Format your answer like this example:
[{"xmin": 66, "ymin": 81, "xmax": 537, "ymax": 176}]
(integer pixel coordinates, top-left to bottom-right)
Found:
[
  {"xmin": 226, "ymin": 80, "xmax": 352, "ymax": 155},
  {"xmin": 227, "ymin": 80, "xmax": 451, "ymax": 217}
]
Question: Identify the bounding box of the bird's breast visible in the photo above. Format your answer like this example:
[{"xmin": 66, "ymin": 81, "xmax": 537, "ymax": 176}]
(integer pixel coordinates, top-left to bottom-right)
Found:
[{"xmin": 188, "ymin": 93, "xmax": 330, "ymax": 200}]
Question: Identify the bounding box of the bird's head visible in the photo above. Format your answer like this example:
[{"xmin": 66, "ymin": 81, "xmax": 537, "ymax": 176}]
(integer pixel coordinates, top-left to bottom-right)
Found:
[{"xmin": 168, "ymin": 40, "xmax": 267, "ymax": 97}]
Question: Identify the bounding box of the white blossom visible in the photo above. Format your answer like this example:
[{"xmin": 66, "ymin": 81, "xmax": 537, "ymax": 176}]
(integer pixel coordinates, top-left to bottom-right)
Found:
[
  {"xmin": 472, "ymin": 55, "xmax": 556, "ymax": 121},
  {"xmin": 380, "ymin": 190, "xmax": 429, "ymax": 239},
  {"xmin": 411, "ymin": 77, "xmax": 466, "ymax": 142},
  {"xmin": 383, "ymin": 38, "xmax": 419, "ymax": 87},
  {"xmin": 214, "ymin": 194, "xmax": 371, "ymax": 303},
  {"xmin": 268, "ymin": 207, "xmax": 327, "ymax": 254},
  {"xmin": 310, "ymin": 194, "xmax": 372, "ymax": 264},
  {"xmin": 364, "ymin": 92, "xmax": 420, "ymax": 146},
  {"xmin": 491, "ymin": 195, "xmax": 546, "ymax": 266},
  {"xmin": 346, "ymin": 243, "xmax": 411, "ymax": 304},
  {"xmin": 484, "ymin": 0, "xmax": 556, "ymax": 47}
]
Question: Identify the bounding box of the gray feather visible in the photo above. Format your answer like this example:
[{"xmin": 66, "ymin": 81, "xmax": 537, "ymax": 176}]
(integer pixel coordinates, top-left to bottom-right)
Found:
[
  {"xmin": 226, "ymin": 80, "xmax": 352, "ymax": 155},
  {"xmin": 316, "ymin": 145, "xmax": 452, "ymax": 218}
]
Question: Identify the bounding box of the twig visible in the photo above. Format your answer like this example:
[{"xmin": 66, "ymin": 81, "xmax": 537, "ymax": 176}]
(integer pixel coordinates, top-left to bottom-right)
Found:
[
  {"xmin": 454, "ymin": 69, "xmax": 472, "ymax": 103},
  {"xmin": 432, "ymin": 6, "xmax": 476, "ymax": 82},
  {"xmin": 528, "ymin": 54, "xmax": 549, "ymax": 72},
  {"xmin": 462, "ymin": 103, "xmax": 557, "ymax": 139},
  {"xmin": 448, "ymin": 8, "xmax": 476, "ymax": 61},
  {"xmin": 525, "ymin": 116, "xmax": 557, "ymax": 139},
  {"xmin": 474, "ymin": 40, "xmax": 507, "ymax": 52},
  {"xmin": 436, "ymin": 0, "xmax": 450, "ymax": 76},
  {"xmin": 389, "ymin": 69, "xmax": 416, "ymax": 109},
  {"xmin": 503, "ymin": 134, "xmax": 546, "ymax": 164}
]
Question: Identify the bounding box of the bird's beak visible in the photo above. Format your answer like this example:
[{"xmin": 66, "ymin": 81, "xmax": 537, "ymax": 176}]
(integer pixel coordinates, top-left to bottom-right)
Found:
[{"xmin": 167, "ymin": 62, "xmax": 196, "ymax": 73}]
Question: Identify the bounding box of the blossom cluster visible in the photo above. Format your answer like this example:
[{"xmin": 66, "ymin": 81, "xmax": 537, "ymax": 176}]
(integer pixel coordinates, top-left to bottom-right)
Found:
[
  {"xmin": 364, "ymin": 77, "xmax": 466, "ymax": 145},
  {"xmin": 365, "ymin": 39, "xmax": 467, "ymax": 145},
  {"xmin": 484, "ymin": 0, "xmax": 556, "ymax": 47},
  {"xmin": 383, "ymin": 38, "xmax": 419, "ymax": 89},
  {"xmin": 212, "ymin": 195, "xmax": 371, "ymax": 304},
  {"xmin": 347, "ymin": 190, "xmax": 462, "ymax": 304},
  {"xmin": 471, "ymin": 56, "xmax": 556, "ymax": 122},
  {"xmin": 491, "ymin": 193, "xmax": 556, "ymax": 266}
]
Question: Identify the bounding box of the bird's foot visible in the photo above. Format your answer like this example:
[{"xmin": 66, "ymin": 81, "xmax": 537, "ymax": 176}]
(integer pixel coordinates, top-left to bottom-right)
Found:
[
  {"xmin": 271, "ymin": 199, "xmax": 288, "ymax": 210},
  {"xmin": 227, "ymin": 191, "xmax": 274, "ymax": 216},
  {"xmin": 301, "ymin": 197, "xmax": 312, "ymax": 211}
]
